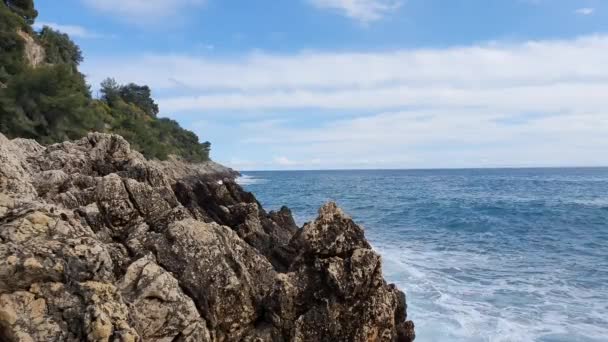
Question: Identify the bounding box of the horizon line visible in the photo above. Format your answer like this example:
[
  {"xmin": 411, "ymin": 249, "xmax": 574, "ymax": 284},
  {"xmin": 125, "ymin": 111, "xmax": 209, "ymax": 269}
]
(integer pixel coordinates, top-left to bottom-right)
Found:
[{"xmin": 237, "ymin": 165, "xmax": 608, "ymax": 173}]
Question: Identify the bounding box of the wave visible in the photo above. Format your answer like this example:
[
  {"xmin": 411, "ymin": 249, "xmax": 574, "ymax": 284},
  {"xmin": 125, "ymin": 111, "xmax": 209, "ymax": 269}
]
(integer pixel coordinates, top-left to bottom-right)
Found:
[
  {"xmin": 375, "ymin": 243, "xmax": 608, "ymax": 342},
  {"xmin": 236, "ymin": 174, "xmax": 266, "ymax": 185},
  {"xmin": 566, "ymin": 198, "xmax": 608, "ymax": 208},
  {"xmin": 245, "ymin": 168, "xmax": 608, "ymax": 341}
]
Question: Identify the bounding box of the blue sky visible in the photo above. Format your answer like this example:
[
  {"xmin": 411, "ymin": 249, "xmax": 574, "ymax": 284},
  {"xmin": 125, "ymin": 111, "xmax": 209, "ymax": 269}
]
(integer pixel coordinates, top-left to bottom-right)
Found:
[{"xmin": 35, "ymin": 0, "xmax": 608, "ymax": 170}]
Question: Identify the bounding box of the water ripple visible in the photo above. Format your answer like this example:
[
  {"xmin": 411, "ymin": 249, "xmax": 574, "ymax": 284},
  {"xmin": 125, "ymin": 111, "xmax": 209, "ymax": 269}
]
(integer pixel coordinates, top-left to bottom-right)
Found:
[{"xmin": 243, "ymin": 168, "xmax": 608, "ymax": 341}]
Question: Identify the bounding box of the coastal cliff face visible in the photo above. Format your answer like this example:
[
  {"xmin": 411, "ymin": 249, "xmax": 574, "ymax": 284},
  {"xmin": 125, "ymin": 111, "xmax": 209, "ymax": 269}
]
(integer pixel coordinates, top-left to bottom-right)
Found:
[{"xmin": 0, "ymin": 132, "xmax": 415, "ymax": 341}]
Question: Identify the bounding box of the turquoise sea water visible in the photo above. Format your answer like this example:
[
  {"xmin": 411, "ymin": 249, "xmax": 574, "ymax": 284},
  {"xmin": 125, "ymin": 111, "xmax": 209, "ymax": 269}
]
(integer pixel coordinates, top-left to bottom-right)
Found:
[{"xmin": 239, "ymin": 168, "xmax": 608, "ymax": 342}]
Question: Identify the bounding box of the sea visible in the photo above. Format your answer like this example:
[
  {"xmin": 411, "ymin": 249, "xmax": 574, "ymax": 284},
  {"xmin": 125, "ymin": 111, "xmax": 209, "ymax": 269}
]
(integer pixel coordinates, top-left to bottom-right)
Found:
[{"xmin": 238, "ymin": 168, "xmax": 608, "ymax": 342}]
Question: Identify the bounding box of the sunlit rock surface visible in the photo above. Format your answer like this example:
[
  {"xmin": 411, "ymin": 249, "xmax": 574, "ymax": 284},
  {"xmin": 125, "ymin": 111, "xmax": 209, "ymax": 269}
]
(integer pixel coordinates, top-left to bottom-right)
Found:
[{"xmin": 0, "ymin": 132, "xmax": 414, "ymax": 341}]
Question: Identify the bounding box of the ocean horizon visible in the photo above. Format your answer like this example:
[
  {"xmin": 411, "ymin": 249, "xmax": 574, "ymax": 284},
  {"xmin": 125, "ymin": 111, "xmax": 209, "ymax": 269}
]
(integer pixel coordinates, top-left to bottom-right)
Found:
[
  {"xmin": 239, "ymin": 167, "xmax": 608, "ymax": 341},
  {"xmin": 239, "ymin": 166, "xmax": 608, "ymax": 172}
]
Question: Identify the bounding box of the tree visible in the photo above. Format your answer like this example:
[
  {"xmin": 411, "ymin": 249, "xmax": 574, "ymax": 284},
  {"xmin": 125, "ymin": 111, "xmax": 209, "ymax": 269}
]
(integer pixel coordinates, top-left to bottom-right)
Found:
[
  {"xmin": 100, "ymin": 78, "xmax": 120, "ymax": 104},
  {"xmin": 3, "ymin": 0, "xmax": 37, "ymax": 23},
  {"xmin": 0, "ymin": 0, "xmax": 213, "ymax": 162},
  {"xmin": 0, "ymin": 64, "xmax": 97, "ymax": 142},
  {"xmin": 118, "ymin": 83, "xmax": 159, "ymax": 117},
  {"xmin": 0, "ymin": 1, "xmax": 28, "ymax": 83},
  {"xmin": 37, "ymin": 26, "xmax": 83, "ymax": 67},
  {"xmin": 201, "ymin": 141, "xmax": 211, "ymax": 159},
  {"xmin": 0, "ymin": 31, "xmax": 25, "ymax": 82}
]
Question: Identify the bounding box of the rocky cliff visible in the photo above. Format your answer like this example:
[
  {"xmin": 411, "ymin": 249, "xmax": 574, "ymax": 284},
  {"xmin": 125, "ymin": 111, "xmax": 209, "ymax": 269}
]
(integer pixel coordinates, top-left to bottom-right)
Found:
[
  {"xmin": 0, "ymin": 132, "xmax": 415, "ymax": 342},
  {"xmin": 16, "ymin": 30, "xmax": 45, "ymax": 68}
]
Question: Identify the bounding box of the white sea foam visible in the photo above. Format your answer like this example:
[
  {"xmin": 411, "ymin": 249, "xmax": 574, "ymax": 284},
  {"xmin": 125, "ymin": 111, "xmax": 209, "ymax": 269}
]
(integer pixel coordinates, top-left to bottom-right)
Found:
[
  {"xmin": 375, "ymin": 243, "xmax": 608, "ymax": 342},
  {"xmin": 567, "ymin": 198, "xmax": 608, "ymax": 207},
  {"xmin": 236, "ymin": 174, "xmax": 266, "ymax": 185},
  {"xmin": 245, "ymin": 168, "xmax": 608, "ymax": 341}
]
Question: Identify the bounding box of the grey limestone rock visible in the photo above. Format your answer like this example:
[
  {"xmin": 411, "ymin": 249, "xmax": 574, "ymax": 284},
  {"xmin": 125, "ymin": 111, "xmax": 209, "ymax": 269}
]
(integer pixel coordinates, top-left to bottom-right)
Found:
[{"xmin": 0, "ymin": 132, "xmax": 414, "ymax": 341}]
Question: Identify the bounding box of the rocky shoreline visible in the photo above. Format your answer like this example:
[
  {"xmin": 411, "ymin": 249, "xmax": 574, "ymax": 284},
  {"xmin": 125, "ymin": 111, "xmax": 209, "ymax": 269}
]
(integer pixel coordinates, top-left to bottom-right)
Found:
[{"xmin": 0, "ymin": 132, "xmax": 414, "ymax": 341}]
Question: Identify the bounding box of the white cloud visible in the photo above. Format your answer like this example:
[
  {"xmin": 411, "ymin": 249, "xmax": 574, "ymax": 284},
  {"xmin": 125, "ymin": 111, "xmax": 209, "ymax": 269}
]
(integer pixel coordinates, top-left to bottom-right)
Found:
[
  {"xmin": 157, "ymin": 82, "xmax": 608, "ymax": 113},
  {"xmin": 308, "ymin": 0, "xmax": 402, "ymax": 23},
  {"xmin": 84, "ymin": 35, "xmax": 608, "ymax": 94},
  {"xmin": 82, "ymin": 0, "xmax": 204, "ymax": 20},
  {"xmin": 82, "ymin": 35, "xmax": 608, "ymax": 115},
  {"xmin": 575, "ymin": 8, "xmax": 594, "ymax": 15},
  {"xmin": 82, "ymin": 34, "xmax": 608, "ymax": 169},
  {"xmin": 274, "ymin": 156, "xmax": 297, "ymax": 166},
  {"xmin": 274, "ymin": 156, "xmax": 322, "ymax": 169},
  {"xmin": 211, "ymin": 108, "xmax": 608, "ymax": 170},
  {"xmin": 33, "ymin": 22, "xmax": 101, "ymax": 38}
]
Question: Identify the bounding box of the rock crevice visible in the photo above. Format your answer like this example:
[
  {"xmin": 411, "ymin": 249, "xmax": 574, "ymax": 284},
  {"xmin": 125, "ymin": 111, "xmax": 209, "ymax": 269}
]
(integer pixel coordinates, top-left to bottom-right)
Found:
[{"xmin": 0, "ymin": 132, "xmax": 414, "ymax": 341}]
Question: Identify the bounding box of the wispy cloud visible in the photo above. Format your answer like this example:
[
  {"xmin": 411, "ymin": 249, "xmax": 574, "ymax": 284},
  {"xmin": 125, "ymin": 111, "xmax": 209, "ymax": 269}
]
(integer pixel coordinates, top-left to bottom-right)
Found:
[
  {"xmin": 82, "ymin": 35, "xmax": 608, "ymax": 169},
  {"xmin": 82, "ymin": 0, "xmax": 204, "ymax": 20},
  {"xmin": 198, "ymin": 108, "xmax": 608, "ymax": 170},
  {"xmin": 84, "ymin": 35, "xmax": 608, "ymax": 113},
  {"xmin": 308, "ymin": 0, "xmax": 402, "ymax": 23},
  {"xmin": 274, "ymin": 156, "xmax": 297, "ymax": 166},
  {"xmin": 575, "ymin": 7, "xmax": 594, "ymax": 16},
  {"xmin": 270, "ymin": 156, "xmax": 322, "ymax": 169},
  {"xmin": 33, "ymin": 21, "xmax": 102, "ymax": 38}
]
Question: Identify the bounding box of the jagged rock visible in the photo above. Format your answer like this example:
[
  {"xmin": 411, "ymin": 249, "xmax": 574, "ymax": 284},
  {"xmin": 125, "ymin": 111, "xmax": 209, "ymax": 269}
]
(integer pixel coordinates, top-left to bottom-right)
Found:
[
  {"xmin": 119, "ymin": 255, "xmax": 211, "ymax": 341},
  {"xmin": 79, "ymin": 281, "xmax": 140, "ymax": 341},
  {"xmin": 96, "ymin": 174, "xmax": 142, "ymax": 233},
  {"xmin": 149, "ymin": 156, "xmax": 240, "ymax": 184},
  {"xmin": 267, "ymin": 203, "xmax": 415, "ymax": 341},
  {"xmin": 0, "ymin": 208, "xmax": 115, "ymax": 293},
  {"xmin": 0, "ymin": 132, "xmax": 414, "ymax": 341},
  {"xmin": 147, "ymin": 219, "xmax": 276, "ymax": 341},
  {"xmin": 174, "ymin": 179, "xmax": 298, "ymax": 271},
  {"xmin": 269, "ymin": 206, "xmax": 299, "ymax": 235},
  {"xmin": 0, "ymin": 290, "xmax": 65, "ymax": 341},
  {"xmin": 0, "ymin": 134, "xmax": 37, "ymax": 204},
  {"xmin": 296, "ymin": 202, "xmax": 371, "ymax": 257},
  {"xmin": 0, "ymin": 281, "xmax": 140, "ymax": 342}
]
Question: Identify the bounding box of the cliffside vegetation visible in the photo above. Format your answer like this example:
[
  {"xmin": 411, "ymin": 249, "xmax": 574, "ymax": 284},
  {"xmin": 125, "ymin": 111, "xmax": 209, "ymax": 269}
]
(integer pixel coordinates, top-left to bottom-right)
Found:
[{"xmin": 0, "ymin": 0, "xmax": 211, "ymax": 162}]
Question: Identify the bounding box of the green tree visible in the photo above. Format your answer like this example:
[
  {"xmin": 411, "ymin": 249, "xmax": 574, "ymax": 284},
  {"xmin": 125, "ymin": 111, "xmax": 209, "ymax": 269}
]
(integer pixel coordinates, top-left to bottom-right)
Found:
[
  {"xmin": 100, "ymin": 78, "xmax": 120, "ymax": 104},
  {"xmin": 3, "ymin": 0, "xmax": 37, "ymax": 24},
  {"xmin": 0, "ymin": 64, "xmax": 99, "ymax": 142},
  {"xmin": 118, "ymin": 83, "xmax": 159, "ymax": 117},
  {"xmin": 37, "ymin": 26, "xmax": 83, "ymax": 67},
  {"xmin": 98, "ymin": 91, "xmax": 211, "ymax": 162},
  {"xmin": 1, "ymin": 1, "xmax": 28, "ymax": 31},
  {"xmin": 0, "ymin": 1, "xmax": 28, "ymax": 83},
  {"xmin": 0, "ymin": 31, "xmax": 25, "ymax": 83},
  {"xmin": 0, "ymin": 0, "xmax": 212, "ymax": 162}
]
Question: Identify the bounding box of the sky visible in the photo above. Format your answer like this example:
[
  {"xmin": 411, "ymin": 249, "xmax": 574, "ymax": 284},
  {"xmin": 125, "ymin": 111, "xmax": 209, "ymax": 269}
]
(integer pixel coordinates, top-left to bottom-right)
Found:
[{"xmin": 35, "ymin": 0, "xmax": 608, "ymax": 170}]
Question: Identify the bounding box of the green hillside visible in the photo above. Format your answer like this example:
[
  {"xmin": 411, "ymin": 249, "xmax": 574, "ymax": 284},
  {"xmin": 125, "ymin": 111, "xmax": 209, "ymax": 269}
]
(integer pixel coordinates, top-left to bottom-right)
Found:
[{"xmin": 0, "ymin": 0, "xmax": 211, "ymax": 162}]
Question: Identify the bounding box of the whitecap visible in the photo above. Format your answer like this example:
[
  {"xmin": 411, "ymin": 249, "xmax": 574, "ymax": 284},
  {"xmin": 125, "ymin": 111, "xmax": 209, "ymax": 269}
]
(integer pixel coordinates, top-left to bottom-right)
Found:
[{"xmin": 236, "ymin": 174, "xmax": 266, "ymax": 185}]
